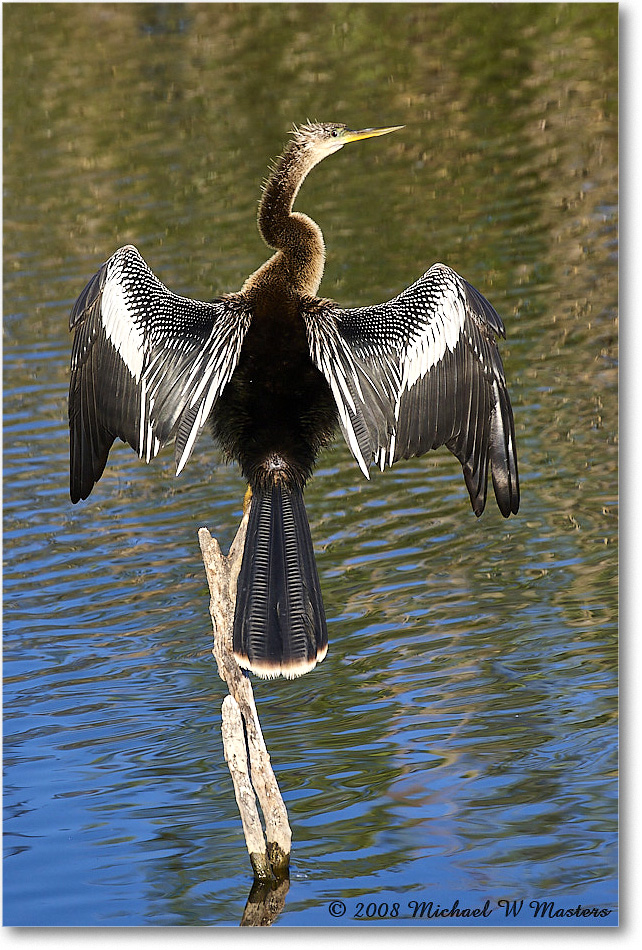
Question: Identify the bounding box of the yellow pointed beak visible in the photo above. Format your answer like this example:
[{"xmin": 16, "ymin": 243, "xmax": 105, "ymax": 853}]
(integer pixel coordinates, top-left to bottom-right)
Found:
[{"xmin": 342, "ymin": 125, "xmax": 404, "ymax": 144}]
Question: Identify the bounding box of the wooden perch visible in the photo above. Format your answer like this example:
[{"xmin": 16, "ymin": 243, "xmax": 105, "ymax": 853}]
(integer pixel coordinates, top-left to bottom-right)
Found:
[{"xmin": 199, "ymin": 511, "xmax": 292, "ymax": 884}]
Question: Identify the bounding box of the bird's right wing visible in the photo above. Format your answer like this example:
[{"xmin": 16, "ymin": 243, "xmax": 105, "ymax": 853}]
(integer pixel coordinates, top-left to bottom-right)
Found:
[
  {"xmin": 69, "ymin": 244, "xmax": 251, "ymax": 502},
  {"xmin": 303, "ymin": 263, "xmax": 519, "ymax": 518}
]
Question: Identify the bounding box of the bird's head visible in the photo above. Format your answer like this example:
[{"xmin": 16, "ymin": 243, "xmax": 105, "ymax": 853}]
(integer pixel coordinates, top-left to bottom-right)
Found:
[{"xmin": 291, "ymin": 121, "xmax": 404, "ymax": 163}]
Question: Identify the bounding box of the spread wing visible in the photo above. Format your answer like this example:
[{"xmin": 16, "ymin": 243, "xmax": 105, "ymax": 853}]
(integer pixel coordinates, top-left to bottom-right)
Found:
[
  {"xmin": 303, "ymin": 263, "xmax": 519, "ymax": 517},
  {"xmin": 68, "ymin": 244, "xmax": 251, "ymax": 502}
]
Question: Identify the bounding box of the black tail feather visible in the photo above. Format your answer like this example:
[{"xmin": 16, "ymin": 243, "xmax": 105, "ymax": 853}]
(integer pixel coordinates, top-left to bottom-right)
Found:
[{"xmin": 233, "ymin": 482, "xmax": 328, "ymax": 678}]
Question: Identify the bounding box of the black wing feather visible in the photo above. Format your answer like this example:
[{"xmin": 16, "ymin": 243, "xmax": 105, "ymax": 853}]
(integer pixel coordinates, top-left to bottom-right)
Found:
[
  {"xmin": 303, "ymin": 263, "xmax": 519, "ymax": 517},
  {"xmin": 68, "ymin": 244, "xmax": 251, "ymax": 502}
]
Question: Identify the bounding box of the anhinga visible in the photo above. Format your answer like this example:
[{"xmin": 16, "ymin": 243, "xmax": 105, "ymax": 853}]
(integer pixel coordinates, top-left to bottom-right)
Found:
[{"xmin": 69, "ymin": 122, "xmax": 519, "ymax": 679}]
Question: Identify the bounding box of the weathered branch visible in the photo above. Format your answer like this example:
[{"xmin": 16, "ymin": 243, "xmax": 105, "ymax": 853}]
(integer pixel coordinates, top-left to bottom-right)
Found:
[{"xmin": 198, "ymin": 512, "xmax": 292, "ymax": 884}]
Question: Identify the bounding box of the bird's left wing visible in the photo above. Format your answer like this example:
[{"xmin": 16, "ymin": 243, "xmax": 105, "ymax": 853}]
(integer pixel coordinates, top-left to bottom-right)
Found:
[
  {"xmin": 69, "ymin": 245, "xmax": 251, "ymax": 502},
  {"xmin": 303, "ymin": 262, "xmax": 519, "ymax": 518}
]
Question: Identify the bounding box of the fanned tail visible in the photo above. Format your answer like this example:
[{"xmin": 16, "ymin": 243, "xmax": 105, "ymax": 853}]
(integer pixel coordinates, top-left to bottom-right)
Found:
[{"xmin": 233, "ymin": 482, "xmax": 328, "ymax": 678}]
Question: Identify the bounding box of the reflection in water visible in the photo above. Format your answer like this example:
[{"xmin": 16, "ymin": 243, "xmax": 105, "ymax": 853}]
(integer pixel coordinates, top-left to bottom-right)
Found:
[
  {"xmin": 241, "ymin": 877, "xmax": 290, "ymax": 927},
  {"xmin": 4, "ymin": 2, "xmax": 616, "ymax": 927}
]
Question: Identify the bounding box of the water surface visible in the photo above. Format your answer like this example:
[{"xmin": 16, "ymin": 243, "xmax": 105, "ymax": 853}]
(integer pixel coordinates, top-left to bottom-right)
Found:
[{"xmin": 3, "ymin": 2, "xmax": 617, "ymax": 927}]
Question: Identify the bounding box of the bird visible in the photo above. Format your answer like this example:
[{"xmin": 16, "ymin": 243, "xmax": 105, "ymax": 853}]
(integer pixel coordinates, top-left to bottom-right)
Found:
[{"xmin": 68, "ymin": 121, "xmax": 519, "ymax": 680}]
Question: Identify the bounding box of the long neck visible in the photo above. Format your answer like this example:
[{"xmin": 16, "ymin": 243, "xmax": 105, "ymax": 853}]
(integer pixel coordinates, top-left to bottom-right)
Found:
[{"xmin": 253, "ymin": 141, "xmax": 326, "ymax": 296}]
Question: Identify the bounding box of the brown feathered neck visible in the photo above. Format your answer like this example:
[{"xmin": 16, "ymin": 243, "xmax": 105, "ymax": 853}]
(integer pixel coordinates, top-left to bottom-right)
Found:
[{"xmin": 244, "ymin": 133, "xmax": 329, "ymax": 298}]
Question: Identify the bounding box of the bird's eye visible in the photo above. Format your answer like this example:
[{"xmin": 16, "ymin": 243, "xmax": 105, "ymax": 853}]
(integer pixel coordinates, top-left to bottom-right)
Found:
[{"xmin": 331, "ymin": 129, "xmax": 338, "ymax": 137}]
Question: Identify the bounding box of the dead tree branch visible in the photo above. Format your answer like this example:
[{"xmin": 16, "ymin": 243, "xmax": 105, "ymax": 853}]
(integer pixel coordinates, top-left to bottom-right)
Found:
[{"xmin": 199, "ymin": 512, "xmax": 292, "ymax": 884}]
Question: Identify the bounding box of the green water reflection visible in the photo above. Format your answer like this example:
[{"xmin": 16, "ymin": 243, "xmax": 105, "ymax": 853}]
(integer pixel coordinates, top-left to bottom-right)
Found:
[{"xmin": 4, "ymin": 1, "xmax": 617, "ymax": 927}]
